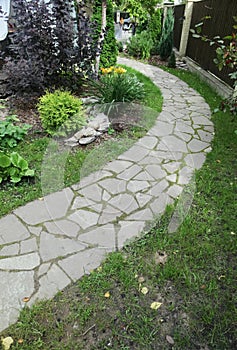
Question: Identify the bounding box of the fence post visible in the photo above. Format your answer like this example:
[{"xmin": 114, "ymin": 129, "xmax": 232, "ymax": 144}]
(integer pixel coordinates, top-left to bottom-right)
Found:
[{"xmin": 179, "ymin": 0, "xmax": 196, "ymax": 57}]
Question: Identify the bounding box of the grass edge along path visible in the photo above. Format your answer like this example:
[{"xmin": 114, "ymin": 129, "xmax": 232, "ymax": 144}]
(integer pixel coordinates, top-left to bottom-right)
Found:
[{"xmin": 1, "ymin": 69, "xmax": 237, "ymax": 349}]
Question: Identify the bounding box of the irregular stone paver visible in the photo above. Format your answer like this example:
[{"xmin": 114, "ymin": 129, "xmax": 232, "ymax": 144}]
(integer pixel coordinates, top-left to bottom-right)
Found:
[{"xmin": 0, "ymin": 57, "xmax": 214, "ymax": 333}]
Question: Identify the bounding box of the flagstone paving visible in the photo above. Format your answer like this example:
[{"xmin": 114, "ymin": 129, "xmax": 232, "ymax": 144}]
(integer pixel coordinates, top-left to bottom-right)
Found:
[{"xmin": 0, "ymin": 57, "xmax": 214, "ymax": 332}]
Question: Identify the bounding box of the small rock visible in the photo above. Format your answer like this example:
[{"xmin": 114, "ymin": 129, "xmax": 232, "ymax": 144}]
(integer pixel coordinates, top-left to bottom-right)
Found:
[
  {"xmin": 81, "ymin": 96, "xmax": 99, "ymax": 105},
  {"xmin": 64, "ymin": 136, "xmax": 78, "ymax": 147},
  {"xmin": 79, "ymin": 136, "xmax": 96, "ymax": 145},
  {"xmin": 82, "ymin": 126, "xmax": 99, "ymax": 137},
  {"xmin": 88, "ymin": 120, "xmax": 100, "ymax": 130},
  {"xmin": 98, "ymin": 122, "xmax": 110, "ymax": 132},
  {"xmin": 166, "ymin": 335, "xmax": 175, "ymax": 345}
]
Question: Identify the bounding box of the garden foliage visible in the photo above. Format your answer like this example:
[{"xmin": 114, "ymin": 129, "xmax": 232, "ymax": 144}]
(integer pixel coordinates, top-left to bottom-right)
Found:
[
  {"xmin": 89, "ymin": 66, "xmax": 146, "ymax": 103},
  {"xmin": 0, "ymin": 151, "xmax": 34, "ymax": 183},
  {"xmin": 37, "ymin": 90, "xmax": 86, "ymax": 136},
  {"xmin": 127, "ymin": 31, "xmax": 154, "ymax": 60},
  {"xmin": 148, "ymin": 9, "xmax": 162, "ymax": 54},
  {"xmin": 3, "ymin": 0, "xmax": 97, "ymax": 93},
  {"xmin": 0, "ymin": 115, "xmax": 31, "ymax": 149},
  {"xmin": 158, "ymin": 8, "xmax": 174, "ymax": 60},
  {"xmin": 91, "ymin": 0, "xmax": 118, "ymax": 68},
  {"xmin": 191, "ymin": 16, "xmax": 237, "ymax": 115}
]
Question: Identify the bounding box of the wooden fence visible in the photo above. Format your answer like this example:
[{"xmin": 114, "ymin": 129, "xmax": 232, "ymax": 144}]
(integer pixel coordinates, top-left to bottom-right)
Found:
[
  {"xmin": 173, "ymin": 4, "xmax": 185, "ymax": 51},
  {"xmin": 173, "ymin": 0, "xmax": 237, "ymax": 87}
]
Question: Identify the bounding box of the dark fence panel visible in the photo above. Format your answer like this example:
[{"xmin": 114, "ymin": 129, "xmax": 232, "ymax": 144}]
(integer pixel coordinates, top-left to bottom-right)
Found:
[
  {"xmin": 186, "ymin": 0, "xmax": 237, "ymax": 87},
  {"xmin": 174, "ymin": 4, "xmax": 185, "ymax": 50}
]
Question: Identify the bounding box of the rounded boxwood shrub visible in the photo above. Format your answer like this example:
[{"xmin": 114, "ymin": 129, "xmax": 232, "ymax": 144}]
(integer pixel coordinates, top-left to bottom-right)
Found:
[{"xmin": 37, "ymin": 90, "xmax": 86, "ymax": 136}]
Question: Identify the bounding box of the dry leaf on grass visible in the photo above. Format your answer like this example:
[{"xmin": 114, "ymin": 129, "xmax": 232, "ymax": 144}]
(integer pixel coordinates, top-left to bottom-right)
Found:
[
  {"xmin": 1, "ymin": 337, "xmax": 14, "ymax": 350},
  {"xmin": 104, "ymin": 291, "xmax": 110, "ymax": 298},
  {"xmin": 166, "ymin": 335, "xmax": 175, "ymax": 345},
  {"xmin": 154, "ymin": 251, "xmax": 168, "ymax": 265},
  {"xmin": 150, "ymin": 302, "xmax": 162, "ymax": 310},
  {"xmin": 141, "ymin": 287, "xmax": 149, "ymax": 295}
]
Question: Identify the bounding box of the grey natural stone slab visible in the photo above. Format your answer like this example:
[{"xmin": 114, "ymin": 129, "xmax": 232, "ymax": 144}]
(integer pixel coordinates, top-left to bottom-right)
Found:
[
  {"xmin": 166, "ymin": 174, "xmax": 177, "ymax": 183},
  {"xmin": 117, "ymin": 221, "xmax": 145, "ymax": 249},
  {"xmin": 133, "ymin": 170, "xmax": 155, "ymax": 181},
  {"xmin": 72, "ymin": 170, "xmax": 112, "ymax": 190},
  {"xmin": 149, "ymin": 179, "xmax": 169, "ymax": 197},
  {"xmin": 31, "ymin": 264, "xmax": 71, "ymax": 303},
  {"xmin": 0, "ymin": 214, "xmax": 30, "ymax": 245},
  {"xmin": 104, "ymin": 160, "xmax": 133, "ymax": 174},
  {"xmin": 137, "ymin": 136, "xmax": 158, "ymax": 149},
  {"xmin": 184, "ymin": 153, "xmax": 206, "ymax": 170},
  {"xmin": 175, "ymin": 121, "xmax": 194, "ymax": 134},
  {"xmin": 162, "ymin": 161, "xmax": 181, "ymax": 173},
  {"xmin": 178, "ymin": 166, "xmax": 194, "ymax": 185},
  {"xmin": 102, "ymin": 190, "xmax": 111, "ymax": 201},
  {"xmin": 197, "ymin": 129, "xmax": 214, "ymax": 143},
  {"xmin": 98, "ymin": 205, "xmax": 122, "ymax": 225},
  {"xmin": 99, "ymin": 178, "xmax": 126, "ymax": 195},
  {"xmin": 117, "ymin": 164, "xmax": 142, "ymax": 180},
  {"xmin": 136, "ymin": 193, "xmax": 153, "ymax": 208},
  {"xmin": 0, "ymin": 271, "xmax": 34, "ymax": 332},
  {"xmin": 157, "ymin": 135, "xmax": 188, "ymax": 153},
  {"xmin": 71, "ymin": 196, "xmax": 95, "ymax": 210},
  {"xmin": 79, "ymin": 224, "xmax": 116, "ymax": 250},
  {"xmin": 39, "ymin": 231, "xmax": 87, "ymax": 262},
  {"xmin": 0, "ymin": 252, "xmax": 40, "ymax": 270},
  {"xmin": 127, "ymin": 180, "xmax": 150, "ymax": 193},
  {"xmin": 108, "ymin": 193, "xmax": 139, "ymax": 214},
  {"xmin": 20, "ymin": 238, "xmax": 38, "ymax": 254},
  {"xmin": 0, "ymin": 243, "xmax": 19, "ymax": 256},
  {"xmin": 44, "ymin": 219, "xmax": 80, "ymax": 238},
  {"xmin": 69, "ymin": 209, "xmax": 99, "ymax": 230},
  {"xmin": 38, "ymin": 263, "xmax": 51, "ymax": 277},
  {"xmin": 58, "ymin": 248, "xmax": 107, "ymax": 281},
  {"xmin": 126, "ymin": 208, "xmax": 153, "ymax": 221},
  {"xmin": 14, "ymin": 188, "xmax": 74, "ymax": 225},
  {"xmin": 118, "ymin": 145, "xmax": 150, "ymax": 162},
  {"xmin": 188, "ymin": 139, "xmax": 209, "ymax": 152},
  {"xmin": 79, "ymin": 183, "xmax": 103, "ymax": 202},
  {"xmin": 150, "ymin": 192, "xmax": 173, "ymax": 215},
  {"xmin": 191, "ymin": 116, "xmax": 212, "ymax": 126},
  {"xmin": 145, "ymin": 164, "xmax": 167, "ymax": 180},
  {"xmin": 175, "ymin": 132, "xmax": 192, "ymax": 142},
  {"xmin": 167, "ymin": 184, "xmax": 184, "ymax": 199},
  {"xmin": 28, "ymin": 226, "xmax": 42, "ymax": 236},
  {"xmin": 148, "ymin": 121, "xmax": 174, "ymax": 137}
]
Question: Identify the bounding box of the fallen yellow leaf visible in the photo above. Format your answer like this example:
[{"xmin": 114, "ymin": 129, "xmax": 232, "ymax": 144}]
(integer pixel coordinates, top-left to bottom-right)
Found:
[
  {"xmin": 18, "ymin": 339, "xmax": 24, "ymax": 344},
  {"xmin": 22, "ymin": 297, "xmax": 30, "ymax": 303},
  {"xmin": 138, "ymin": 276, "xmax": 145, "ymax": 283},
  {"xmin": 1, "ymin": 337, "xmax": 14, "ymax": 350},
  {"xmin": 104, "ymin": 291, "xmax": 110, "ymax": 298},
  {"xmin": 141, "ymin": 287, "xmax": 149, "ymax": 295},
  {"xmin": 150, "ymin": 302, "xmax": 162, "ymax": 310}
]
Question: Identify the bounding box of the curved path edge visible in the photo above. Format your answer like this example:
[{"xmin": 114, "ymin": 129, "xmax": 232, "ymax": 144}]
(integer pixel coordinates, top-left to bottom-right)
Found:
[{"xmin": 0, "ymin": 57, "xmax": 214, "ymax": 332}]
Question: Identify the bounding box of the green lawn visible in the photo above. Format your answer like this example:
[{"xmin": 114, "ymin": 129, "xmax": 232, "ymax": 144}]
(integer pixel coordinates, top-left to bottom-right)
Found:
[{"xmin": 1, "ymin": 67, "xmax": 236, "ymax": 349}]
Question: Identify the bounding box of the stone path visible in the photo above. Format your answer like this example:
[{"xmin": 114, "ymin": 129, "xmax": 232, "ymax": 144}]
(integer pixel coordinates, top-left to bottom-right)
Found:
[{"xmin": 0, "ymin": 57, "xmax": 214, "ymax": 333}]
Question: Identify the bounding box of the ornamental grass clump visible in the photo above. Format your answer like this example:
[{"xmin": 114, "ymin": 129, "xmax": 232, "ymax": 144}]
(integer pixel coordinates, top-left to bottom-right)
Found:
[{"xmin": 89, "ymin": 66, "xmax": 146, "ymax": 103}]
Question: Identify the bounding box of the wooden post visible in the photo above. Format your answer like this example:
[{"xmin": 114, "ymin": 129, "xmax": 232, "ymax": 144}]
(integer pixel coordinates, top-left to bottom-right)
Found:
[{"xmin": 179, "ymin": 0, "xmax": 195, "ymax": 57}]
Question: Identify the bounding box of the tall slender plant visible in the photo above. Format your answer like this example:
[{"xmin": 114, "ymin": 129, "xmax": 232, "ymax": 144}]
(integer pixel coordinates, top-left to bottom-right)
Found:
[{"xmin": 158, "ymin": 7, "xmax": 174, "ymax": 60}]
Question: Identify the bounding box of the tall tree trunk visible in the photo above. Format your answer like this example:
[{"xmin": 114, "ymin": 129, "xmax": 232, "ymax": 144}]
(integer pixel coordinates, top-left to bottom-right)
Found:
[{"xmin": 95, "ymin": 0, "xmax": 106, "ymax": 77}]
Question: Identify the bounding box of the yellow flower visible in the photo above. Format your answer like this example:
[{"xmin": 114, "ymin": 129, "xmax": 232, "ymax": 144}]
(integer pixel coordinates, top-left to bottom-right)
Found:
[{"xmin": 114, "ymin": 67, "xmax": 127, "ymax": 74}]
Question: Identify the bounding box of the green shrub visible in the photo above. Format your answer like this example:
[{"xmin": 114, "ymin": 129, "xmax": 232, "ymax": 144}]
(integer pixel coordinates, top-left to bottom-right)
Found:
[
  {"xmin": 168, "ymin": 50, "xmax": 176, "ymax": 68},
  {"xmin": 37, "ymin": 90, "xmax": 86, "ymax": 136},
  {"xmin": 92, "ymin": 0, "xmax": 118, "ymax": 68},
  {"xmin": 0, "ymin": 151, "xmax": 34, "ymax": 183},
  {"xmin": 158, "ymin": 8, "xmax": 174, "ymax": 60},
  {"xmin": 117, "ymin": 41, "xmax": 124, "ymax": 53},
  {"xmin": 148, "ymin": 9, "xmax": 162, "ymax": 54},
  {"xmin": 127, "ymin": 31, "xmax": 154, "ymax": 60},
  {"xmin": 89, "ymin": 66, "xmax": 146, "ymax": 104},
  {"xmin": 0, "ymin": 115, "xmax": 31, "ymax": 149}
]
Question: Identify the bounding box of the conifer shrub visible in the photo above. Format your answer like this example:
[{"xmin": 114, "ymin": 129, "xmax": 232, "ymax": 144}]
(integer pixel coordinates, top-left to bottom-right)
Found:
[
  {"xmin": 91, "ymin": 0, "xmax": 118, "ymax": 68},
  {"xmin": 158, "ymin": 8, "xmax": 174, "ymax": 60}
]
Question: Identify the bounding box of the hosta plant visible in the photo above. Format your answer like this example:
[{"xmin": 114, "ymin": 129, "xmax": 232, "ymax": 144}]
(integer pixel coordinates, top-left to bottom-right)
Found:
[
  {"xmin": 0, "ymin": 115, "xmax": 31, "ymax": 149},
  {"xmin": 0, "ymin": 151, "xmax": 34, "ymax": 183}
]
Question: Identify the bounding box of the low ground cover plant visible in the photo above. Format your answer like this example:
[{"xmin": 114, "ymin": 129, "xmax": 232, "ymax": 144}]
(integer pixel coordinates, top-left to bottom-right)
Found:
[
  {"xmin": 0, "ymin": 115, "xmax": 31, "ymax": 149},
  {"xmin": 37, "ymin": 90, "xmax": 86, "ymax": 136}
]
